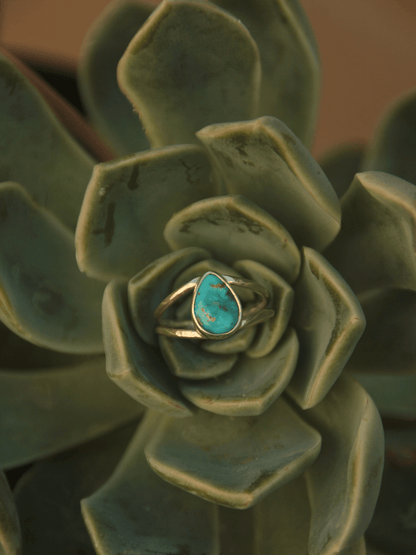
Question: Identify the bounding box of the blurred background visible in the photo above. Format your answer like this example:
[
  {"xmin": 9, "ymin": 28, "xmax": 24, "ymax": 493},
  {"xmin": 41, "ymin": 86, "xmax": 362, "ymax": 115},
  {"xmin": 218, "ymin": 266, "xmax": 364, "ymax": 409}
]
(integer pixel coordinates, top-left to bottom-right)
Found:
[{"xmin": 0, "ymin": 0, "xmax": 415, "ymax": 158}]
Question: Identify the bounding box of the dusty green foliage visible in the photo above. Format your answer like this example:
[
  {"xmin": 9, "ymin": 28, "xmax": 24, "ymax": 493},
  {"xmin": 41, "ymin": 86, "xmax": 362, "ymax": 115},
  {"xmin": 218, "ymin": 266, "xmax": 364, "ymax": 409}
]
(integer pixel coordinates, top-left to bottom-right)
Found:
[{"xmin": 4, "ymin": 0, "xmax": 416, "ymax": 553}]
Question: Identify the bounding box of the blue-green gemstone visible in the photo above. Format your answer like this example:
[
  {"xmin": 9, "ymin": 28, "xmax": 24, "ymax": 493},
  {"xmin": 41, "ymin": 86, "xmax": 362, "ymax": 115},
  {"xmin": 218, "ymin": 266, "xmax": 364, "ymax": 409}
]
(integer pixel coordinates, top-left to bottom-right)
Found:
[{"xmin": 194, "ymin": 274, "xmax": 239, "ymax": 335}]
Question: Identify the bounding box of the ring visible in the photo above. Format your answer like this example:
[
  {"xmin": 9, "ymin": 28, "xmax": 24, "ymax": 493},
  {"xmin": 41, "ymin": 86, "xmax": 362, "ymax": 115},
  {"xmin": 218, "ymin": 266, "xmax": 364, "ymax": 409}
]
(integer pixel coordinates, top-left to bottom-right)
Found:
[{"xmin": 154, "ymin": 271, "xmax": 274, "ymax": 340}]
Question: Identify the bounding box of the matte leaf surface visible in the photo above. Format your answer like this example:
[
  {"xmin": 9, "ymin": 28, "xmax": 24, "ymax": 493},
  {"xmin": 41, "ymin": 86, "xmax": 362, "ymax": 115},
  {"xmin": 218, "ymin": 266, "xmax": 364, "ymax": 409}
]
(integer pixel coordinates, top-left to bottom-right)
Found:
[
  {"xmin": 82, "ymin": 411, "xmax": 219, "ymax": 555},
  {"xmin": 287, "ymin": 247, "xmax": 365, "ymax": 409},
  {"xmin": 0, "ymin": 55, "xmax": 94, "ymax": 231},
  {"xmin": 209, "ymin": 0, "xmax": 319, "ymax": 146},
  {"xmin": 103, "ymin": 280, "xmax": 194, "ymax": 417},
  {"xmin": 0, "ymin": 356, "xmax": 143, "ymax": 469},
  {"xmin": 145, "ymin": 398, "xmax": 321, "ymax": 508},
  {"xmin": 76, "ymin": 144, "xmax": 216, "ymax": 281},
  {"xmin": 320, "ymin": 143, "xmax": 366, "ymax": 199},
  {"xmin": 303, "ymin": 374, "xmax": 384, "ymax": 555},
  {"xmin": 0, "ymin": 182, "xmax": 105, "ymax": 353},
  {"xmin": 164, "ymin": 195, "xmax": 301, "ymax": 284},
  {"xmin": 78, "ymin": 0, "xmax": 153, "ymax": 155},
  {"xmin": 118, "ymin": 0, "xmax": 261, "ymax": 147},
  {"xmin": 13, "ymin": 423, "xmax": 138, "ymax": 555},
  {"xmin": 179, "ymin": 327, "xmax": 298, "ymax": 416},
  {"xmin": 198, "ymin": 117, "xmax": 341, "ymax": 251},
  {"xmin": 324, "ymin": 171, "xmax": 416, "ymax": 296},
  {"xmin": 0, "ymin": 471, "xmax": 21, "ymax": 555}
]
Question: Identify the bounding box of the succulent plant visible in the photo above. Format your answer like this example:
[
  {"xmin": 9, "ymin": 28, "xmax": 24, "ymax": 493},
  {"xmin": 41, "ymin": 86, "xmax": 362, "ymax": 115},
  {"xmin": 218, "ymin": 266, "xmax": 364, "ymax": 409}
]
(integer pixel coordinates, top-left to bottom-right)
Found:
[{"xmin": 4, "ymin": 0, "xmax": 416, "ymax": 553}]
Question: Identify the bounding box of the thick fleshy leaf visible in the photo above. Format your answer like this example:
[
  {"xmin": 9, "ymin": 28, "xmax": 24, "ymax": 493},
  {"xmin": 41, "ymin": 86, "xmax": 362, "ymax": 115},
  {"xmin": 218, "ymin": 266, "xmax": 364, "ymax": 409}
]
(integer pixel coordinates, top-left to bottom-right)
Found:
[
  {"xmin": 324, "ymin": 171, "xmax": 416, "ymax": 296},
  {"xmin": 198, "ymin": 118, "xmax": 341, "ymax": 252},
  {"xmin": 350, "ymin": 372, "xmax": 416, "ymax": 420},
  {"xmin": 78, "ymin": 0, "xmax": 153, "ymax": 155},
  {"xmin": 202, "ymin": 326, "xmax": 256, "ymax": 355},
  {"xmin": 159, "ymin": 336, "xmax": 238, "ymax": 379},
  {"xmin": 76, "ymin": 144, "xmax": 216, "ymax": 281},
  {"xmin": 302, "ymin": 374, "xmax": 384, "ymax": 555},
  {"xmin": 103, "ymin": 280, "xmax": 194, "ymax": 417},
  {"xmin": 0, "ymin": 356, "xmax": 143, "ymax": 469},
  {"xmin": 0, "ymin": 55, "xmax": 94, "ymax": 231},
  {"xmin": 319, "ymin": 143, "xmax": 366, "ymax": 199},
  {"xmin": 82, "ymin": 411, "xmax": 219, "ymax": 555},
  {"xmin": 0, "ymin": 471, "xmax": 21, "ymax": 555},
  {"xmin": 217, "ymin": 506, "xmax": 254, "ymax": 555},
  {"xmin": 362, "ymin": 91, "xmax": 416, "ymax": 186},
  {"xmin": 347, "ymin": 288, "xmax": 416, "ymax": 374},
  {"xmin": 145, "ymin": 397, "xmax": 321, "ymax": 508},
  {"xmin": 0, "ymin": 182, "xmax": 105, "ymax": 353},
  {"xmin": 210, "ymin": 0, "xmax": 319, "ymax": 146},
  {"xmin": 234, "ymin": 259, "xmax": 294, "ymax": 358},
  {"xmin": 287, "ymin": 247, "xmax": 365, "ymax": 409},
  {"xmin": 179, "ymin": 327, "xmax": 298, "ymax": 416},
  {"xmin": 13, "ymin": 423, "xmax": 137, "ymax": 555},
  {"xmin": 118, "ymin": 0, "xmax": 261, "ymax": 147},
  {"xmin": 128, "ymin": 247, "xmax": 210, "ymax": 345},
  {"xmin": 164, "ymin": 195, "xmax": 301, "ymax": 284}
]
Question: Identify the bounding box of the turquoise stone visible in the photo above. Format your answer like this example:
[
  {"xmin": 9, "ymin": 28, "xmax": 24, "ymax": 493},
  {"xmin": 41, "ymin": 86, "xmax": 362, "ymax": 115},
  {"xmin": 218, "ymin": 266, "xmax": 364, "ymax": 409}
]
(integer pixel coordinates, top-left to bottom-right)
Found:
[{"xmin": 194, "ymin": 274, "xmax": 240, "ymax": 335}]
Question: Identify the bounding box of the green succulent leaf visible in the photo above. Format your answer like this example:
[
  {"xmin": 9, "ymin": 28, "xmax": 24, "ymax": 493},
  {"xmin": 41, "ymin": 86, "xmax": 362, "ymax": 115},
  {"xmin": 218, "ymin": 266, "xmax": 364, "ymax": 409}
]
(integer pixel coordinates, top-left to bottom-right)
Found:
[
  {"xmin": 209, "ymin": 0, "xmax": 320, "ymax": 147},
  {"xmin": 13, "ymin": 423, "xmax": 137, "ymax": 555},
  {"xmin": 76, "ymin": 144, "xmax": 217, "ymax": 281},
  {"xmin": 197, "ymin": 117, "xmax": 340, "ymax": 251},
  {"xmin": 0, "ymin": 182, "xmax": 105, "ymax": 353},
  {"xmin": 145, "ymin": 397, "xmax": 321, "ymax": 508},
  {"xmin": 302, "ymin": 374, "xmax": 384, "ymax": 555},
  {"xmin": 0, "ymin": 471, "xmax": 21, "ymax": 555},
  {"xmin": 234, "ymin": 259, "xmax": 294, "ymax": 358},
  {"xmin": 78, "ymin": 0, "xmax": 154, "ymax": 155},
  {"xmin": 82, "ymin": 411, "xmax": 219, "ymax": 555},
  {"xmin": 319, "ymin": 142, "xmax": 366, "ymax": 199},
  {"xmin": 0, "ymin": 55, "xmax": 94, "ymax": 232},
  {"xmin": 324, "ymin": 171, "xmax": 416, "ymax": 296},
  {"xmin": 287, "ymin": 247, "xmax": 365, "ymax": 409},
  {"xmin": 118, "ymin": 0, "xmax": 261, "ymax": 147},
  {"xmin": 0, "ymin": 357, "xmax": 143, "ymax": 469},
  {"xmin": 102, "ymin": 280, "xmax": 194, "ymax": 417},
  {"xmin": 164, "ymin": 194, "xmax": 301, "ymax": 284},
  {"xmin": 201, "ymin": 325, "xmax": 256, "ymax": 355},
  {"xmin": 179, "ymin": 327, "xmax": 298, "ymax": 416},
  {"xmin": 362, "ymin": 91, "xmax": 416, "ymax": 186}
]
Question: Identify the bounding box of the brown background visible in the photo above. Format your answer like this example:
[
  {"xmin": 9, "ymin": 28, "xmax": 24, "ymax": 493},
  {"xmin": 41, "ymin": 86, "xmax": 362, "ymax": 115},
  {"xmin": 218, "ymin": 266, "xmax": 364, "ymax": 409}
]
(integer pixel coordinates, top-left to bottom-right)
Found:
[{"xmin": 1, "ymin": 0, "xmax": 416, "ymax": 158}]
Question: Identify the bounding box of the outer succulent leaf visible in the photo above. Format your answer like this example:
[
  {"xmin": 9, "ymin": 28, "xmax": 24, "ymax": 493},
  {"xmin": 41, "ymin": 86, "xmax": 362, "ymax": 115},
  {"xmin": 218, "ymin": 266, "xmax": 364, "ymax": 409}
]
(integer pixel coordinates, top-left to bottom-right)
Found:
[
  {"xmin": 76, "ymin": 144, "xmax": 216, "ymax": 281},
  {"xmin": 324, "ymin": 171, "xmax": 416, "ymax": 296},
  {"xmin": 159, "ymin": 336, "xmax": 238, "ymax": 379},
  {"xmin": 209, "ymin": 0, "xmax": 319, "ymax": 147},
  {"xmin": 0, "ymin": 471, "xmax": 21, "ymax": 555},
  {"xmin": 197, "ymin": 117, "xmax": 341, "ymax": 252},
  {"xmin": 117, "ymin": 0, "xmax": 261, "ymax": 147},
  {"xmin": 217, "ymin": 506, "xmax": 254, "ymax": 555},
  {"xmin": 82, "ymin": 411, "xmax": 220, "ymax": 555},
  {"xmin": 347, "ymin": 288, "xmax": 416, "ymax": 375},
  {"xmin": 103, "ymin": 280, "xmax": 194, "ymax": 417},
  {"xmin": 13, "ymin": 423, "xmax": 137, "ymax": 555},
  {"xmin": 252, "ymin": 475, "xmax": 310, "ymax": 555},
  {"xmin": 179, "ymin": 327, "xmax": 298, "ymax": 416},
  {"xmin": 362, "ymin": 91, "xmax": 416, "ymax": 186},
  {"xmin": 78, "ymin": 0, "xmax": 154, "ymax": 156},
  {"xmin": 0, "ymin": 356, "xmax": 143, "ymax": 469},
  {"xmin": 319, "ymin": 143, "xmax": 366, "ymax": 199},
  {"xmin": 0, "ymin": 55, "xmax": 94, "ymax": 231},
  {"xmin": 350, "ymin": 372, "xmax": 416, "ymax": 420},
  {"xmin": 0, "ymin": 182, "xmax": 105, "ymax": 353},
  {"xmin": 234, "ymin": 259, "xmax": 294, "ymax": 358},
  {"xmin": 164, "ymin": 195, "xmax": 301, "ymax": 284},
  {"xmin": 128, "ymin": 247, "xmax": 210, "ymax": 345},
  {"xmin": 287, "ymin": 247, "xmax": 365, "ymax": 409},
  {"xmin": 302, "ymin": 374, "xmax": 384, "ymax": 555},
  {"xmin": 145, "ymin": 397, "xmax": 321, "ymax": 509}
]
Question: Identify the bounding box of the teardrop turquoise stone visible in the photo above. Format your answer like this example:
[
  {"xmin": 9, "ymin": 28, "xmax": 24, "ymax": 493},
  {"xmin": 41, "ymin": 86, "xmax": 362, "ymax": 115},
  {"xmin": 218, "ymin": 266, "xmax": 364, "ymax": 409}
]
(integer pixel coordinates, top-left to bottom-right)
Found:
[{"xmin": 194, "ymin": 274, "xmax": 239, "ymax": 335}]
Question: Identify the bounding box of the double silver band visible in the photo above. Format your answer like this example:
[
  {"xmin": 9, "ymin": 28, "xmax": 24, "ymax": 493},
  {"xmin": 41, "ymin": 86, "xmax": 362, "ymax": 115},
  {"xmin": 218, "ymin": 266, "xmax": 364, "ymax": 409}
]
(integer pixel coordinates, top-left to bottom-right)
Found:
[{"xmin": 154, "ymin": 272, "xmax": 274, "ymax": 340}]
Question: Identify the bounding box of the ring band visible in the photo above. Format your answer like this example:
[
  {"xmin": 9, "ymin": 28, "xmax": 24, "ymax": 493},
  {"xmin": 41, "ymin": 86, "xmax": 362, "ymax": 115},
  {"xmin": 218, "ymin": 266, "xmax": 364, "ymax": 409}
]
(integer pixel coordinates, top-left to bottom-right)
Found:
[{"xmin": 154, "ymin": 271, "xmax": 274, "ymax": 340}]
